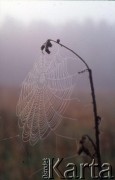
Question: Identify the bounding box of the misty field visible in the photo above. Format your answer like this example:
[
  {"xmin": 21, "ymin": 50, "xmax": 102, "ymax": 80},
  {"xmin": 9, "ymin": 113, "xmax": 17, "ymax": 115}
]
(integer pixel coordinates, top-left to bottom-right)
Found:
[{"xmin": 0, "ymin": 86, "xmax": 114, "ymax": 179}]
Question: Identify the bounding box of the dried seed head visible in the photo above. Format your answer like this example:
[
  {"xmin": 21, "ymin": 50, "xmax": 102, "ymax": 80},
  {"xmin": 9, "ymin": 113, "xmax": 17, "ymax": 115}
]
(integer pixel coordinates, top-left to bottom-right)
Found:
[
  {"xmin": 41, "ymin": 45, "xmax": 45, "ymax": 51},
  {"xmin": 57, "ymin": 39, "xmax": 60, "ymax": 43},
  {"xmin": 45, "ymin": 48, "xmax": 50, "ymax": 54},
  {"xmin": 48, "ymin": 41, "xmax": 52, "ymax": 47}
]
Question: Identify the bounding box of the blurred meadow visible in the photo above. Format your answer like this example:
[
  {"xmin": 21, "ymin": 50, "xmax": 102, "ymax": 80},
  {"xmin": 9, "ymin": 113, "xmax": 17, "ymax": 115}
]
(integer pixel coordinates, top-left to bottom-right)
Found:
[{"xmin": 0, "ymin": 1, "xmax": 115, "ymax": 179}]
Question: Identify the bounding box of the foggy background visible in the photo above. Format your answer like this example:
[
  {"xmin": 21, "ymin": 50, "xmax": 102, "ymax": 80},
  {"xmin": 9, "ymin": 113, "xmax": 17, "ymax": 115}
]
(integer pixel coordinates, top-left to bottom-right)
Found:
[
  {"xmin": 0, "ymin": 1, "xmax": 115, "ymax": 92},
  {"xmin": 0, "ymin": 17, "xmax": 115, "ymax": 91},
  {"xmin": 0, "ymin": 1, "xmax": 115, "ymax": 179}
]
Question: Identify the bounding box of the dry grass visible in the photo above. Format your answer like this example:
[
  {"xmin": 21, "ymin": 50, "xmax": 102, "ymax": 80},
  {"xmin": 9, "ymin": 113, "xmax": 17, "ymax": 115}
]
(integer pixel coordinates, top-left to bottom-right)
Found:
[{"xmin": 0, "ymin": 87, "xmax": 114, "ymax": 179}]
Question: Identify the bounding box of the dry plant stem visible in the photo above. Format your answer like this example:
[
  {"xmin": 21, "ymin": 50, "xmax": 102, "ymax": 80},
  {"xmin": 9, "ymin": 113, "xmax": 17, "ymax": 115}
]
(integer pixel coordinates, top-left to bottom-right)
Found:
[
  {"xmin": 48, "ymin": 39, "xmax": 102, "ymax": 176},
  {"xmin": 88, "ymin": 69, "xmax": 102, "ymax": 171}
]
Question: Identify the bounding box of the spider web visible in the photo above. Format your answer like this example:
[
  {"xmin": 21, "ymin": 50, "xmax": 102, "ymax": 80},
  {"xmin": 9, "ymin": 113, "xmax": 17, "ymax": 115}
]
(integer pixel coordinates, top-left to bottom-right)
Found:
[
  {"xmin": 16, "ymin": 49, "xmax": 80, "ymax": 146},
  {"xmin": 0, "ymin": 47, "xmax": 94, "ymax": 179}
]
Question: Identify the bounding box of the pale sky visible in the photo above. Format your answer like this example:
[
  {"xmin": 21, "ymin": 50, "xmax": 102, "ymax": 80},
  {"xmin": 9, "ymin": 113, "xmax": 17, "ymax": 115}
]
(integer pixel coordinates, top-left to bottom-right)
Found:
[{"xmin": 0, "ymin": 1, "xmax": 115, "ymax": 25}]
